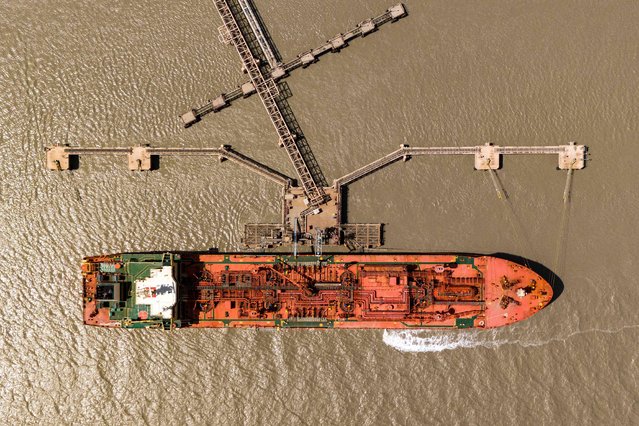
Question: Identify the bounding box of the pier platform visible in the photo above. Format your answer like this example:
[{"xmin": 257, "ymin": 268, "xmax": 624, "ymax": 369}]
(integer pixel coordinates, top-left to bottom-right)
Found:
[{"xmin": 244, "ymin": 185, "xmax": 383, "ymax": 250}]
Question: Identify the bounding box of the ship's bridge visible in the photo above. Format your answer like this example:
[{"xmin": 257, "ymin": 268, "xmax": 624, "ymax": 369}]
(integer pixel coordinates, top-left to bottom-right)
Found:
[{"xmin": 134, "ymin": 266, "xmax": 177, "ymax": 320}]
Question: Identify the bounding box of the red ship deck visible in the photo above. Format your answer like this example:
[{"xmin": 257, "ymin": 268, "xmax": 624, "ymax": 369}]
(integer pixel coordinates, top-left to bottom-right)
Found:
[{"xmin": 81, "ymin": 252, "xmax": 552, "ymax": 330}]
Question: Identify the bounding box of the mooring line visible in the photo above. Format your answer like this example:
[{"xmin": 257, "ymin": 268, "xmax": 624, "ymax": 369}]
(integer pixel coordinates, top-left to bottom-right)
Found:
[
  {"xmin": 563, "ymin": 167, "xmax": 574, "ymax": 204},
  {"xmin": 484, "ymin": 171, "xmax": 537, "ymax": 266},
  {"xmin": 554, "ymin": 170, "xmax": 574, "ymax": 278},
  {"xmin": 488, "ymin": 169, "xmax": 504, "ymax": 200}
]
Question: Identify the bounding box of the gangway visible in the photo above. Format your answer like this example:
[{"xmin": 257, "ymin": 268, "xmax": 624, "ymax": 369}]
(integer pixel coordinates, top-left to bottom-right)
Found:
[{"xmin": 236, "ymin": 0, "xmax": 278, "ymax": 69}]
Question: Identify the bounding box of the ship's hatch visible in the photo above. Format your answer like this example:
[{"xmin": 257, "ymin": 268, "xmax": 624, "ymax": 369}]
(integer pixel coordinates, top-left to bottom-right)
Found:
[{"xmin": 134, "ymin": 266, "xmax": 177, "ymax": 319}]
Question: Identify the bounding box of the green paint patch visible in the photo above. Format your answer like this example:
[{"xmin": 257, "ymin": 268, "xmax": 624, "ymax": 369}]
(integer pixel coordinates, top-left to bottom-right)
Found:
[
  {"xmin": 455, "ymin": 256, "xmax": 482, "ymax": 274},
  {"xmin": 455, "ymin": 316, "xmax": 477, "ymax": 329},
  {"xmin": 401, "ymin": 322, "xmax": 454, "ymax": 328},
  {"xmin": 455, "ymin": 256, "xmax": 475, "ymax": 265},
  {"xmin": 121, "ymin": 253, "xmax": 166, "ymax": 263},
  {"xmin": 126, "ymin": 321, "xmax": 163, "ymax": 329},
  {"xmin": 281, "ymin": 320, "xmax": 334, "ymax": 328},
  {"xmin": 277, "ymin": 255, "xmax": 333, "ymax": 264}
]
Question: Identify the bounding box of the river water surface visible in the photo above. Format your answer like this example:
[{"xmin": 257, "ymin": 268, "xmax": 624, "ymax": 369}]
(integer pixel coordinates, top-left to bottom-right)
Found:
[{"xmin": 1, "ymin": 0, "xmax": 638, "ymax": 424}]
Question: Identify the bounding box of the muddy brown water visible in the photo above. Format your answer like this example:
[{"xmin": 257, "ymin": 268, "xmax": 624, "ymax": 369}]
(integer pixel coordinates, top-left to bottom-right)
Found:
[{"xmin": 1, "ymin": 0, "xmax": 638, "ymax": 424}]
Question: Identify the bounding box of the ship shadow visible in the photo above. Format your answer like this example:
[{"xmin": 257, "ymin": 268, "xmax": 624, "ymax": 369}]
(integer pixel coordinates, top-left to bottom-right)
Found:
[{"xmin": 491, "ymin": 252, "xmax": 564, "ymax": 305}]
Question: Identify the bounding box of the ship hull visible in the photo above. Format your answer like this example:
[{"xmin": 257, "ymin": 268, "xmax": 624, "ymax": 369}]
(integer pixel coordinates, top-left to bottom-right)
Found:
[{"xmin": 81, "ymin": 252, "xmax": 553, "ymax": 330}]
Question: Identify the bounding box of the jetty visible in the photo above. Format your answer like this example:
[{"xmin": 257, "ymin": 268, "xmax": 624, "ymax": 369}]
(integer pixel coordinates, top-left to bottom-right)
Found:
[
  {"xmin": 46, "ymin": 141, "xmax": 586, "ymax": 249},
  {"xmin": 45, "ymin": 1, "xmax": 588, "ymax": 251}
]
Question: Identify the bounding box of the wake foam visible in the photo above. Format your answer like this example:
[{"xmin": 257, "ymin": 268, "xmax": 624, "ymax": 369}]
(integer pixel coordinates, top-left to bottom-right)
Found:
[
  {"xmin": 383, "ymin": 324, "xmax": 639, "ymax": 353},
  {"xmin": 382, "ymin": 329, "xmax": 507, "ymax": 353}
]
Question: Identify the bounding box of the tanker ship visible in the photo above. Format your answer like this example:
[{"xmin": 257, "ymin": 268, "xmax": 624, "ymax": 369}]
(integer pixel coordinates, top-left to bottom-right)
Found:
[{"xmin": 82, "ymin": 252, "xmax": 552, "ymax": 330}]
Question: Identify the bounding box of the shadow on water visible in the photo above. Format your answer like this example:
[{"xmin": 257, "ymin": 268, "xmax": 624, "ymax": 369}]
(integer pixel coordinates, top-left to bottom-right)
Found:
[
  {"xmin": 228, "ymin": 0, "xmax": 283, "ymax": 67},
  {"xmin": 340, "ymin": 185, "xmax": 349, "ymax": 222},
  {"xmin": 243, "ymin": 0, "xmax": 284, "ymax": 63},
  {"xmin": 150, "ymin": 155, "xmax": 160, "ymax": 171},
  {"xmin": 68, "ymin": 155, "xmax": 80, "ymax": 170},
  {"xmin": 491, "ymin": 252, "xmax": 564, "ymax": 306},
  {"xmin": 489, "ymin": 169, "xmax": 508, "ymax": 199},
  {"xmin": 276, "ymin": 94, "xmax": 328, "ymax": 187}
]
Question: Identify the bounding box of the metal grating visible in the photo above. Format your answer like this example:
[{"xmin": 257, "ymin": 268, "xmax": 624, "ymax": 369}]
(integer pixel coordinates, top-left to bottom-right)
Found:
[{"xmin": 213, "ymin": 0, "xmax": 327, "ymax": 206}]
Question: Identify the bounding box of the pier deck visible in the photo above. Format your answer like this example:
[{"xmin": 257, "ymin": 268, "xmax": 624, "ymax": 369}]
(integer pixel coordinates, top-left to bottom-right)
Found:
[{"xmin": 47, "ymin": 142, "xmax": 585, "ymax": 178}]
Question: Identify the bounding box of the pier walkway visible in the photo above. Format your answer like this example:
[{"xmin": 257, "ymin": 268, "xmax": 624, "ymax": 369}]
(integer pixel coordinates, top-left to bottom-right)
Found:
[
  {"xmin": 182, "ymin": 4, "xmax": 407, "ymax": 125},
  {"xmin": 45, "ymin": 144, "xmax": 293, "ymax": 187},
  {"xmin": 236, "ymin": 0, "xmax": 278, "ymax": 69},
  {"xmin": 46, "ymin": 142, "xmax": 586, "ymax": 188},
  {"xmin": 333, "ymin": 143, "xmax": 587, "ymax": 187},
  {"xmin": 212, "ymin": 0, "xmax": 327, "ymax": 206}
]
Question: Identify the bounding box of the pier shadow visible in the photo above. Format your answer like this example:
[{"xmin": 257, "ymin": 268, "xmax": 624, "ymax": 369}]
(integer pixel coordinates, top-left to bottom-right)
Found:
[
  {"xmin": 68, "ymin": 155, "xmax": 80, "ymax": 170},
  {"xmin": 491, "ymin": 252, "xmax": 564, "ymax": 305},
  {"xmin": 490, "ymin": 169, "xmax": 509, "ymax": 199},
  {"xmin": 244, "ymin": 0, "xmax": 283, "ymax": 63},
  {"xmin": 276, "ymin": 94, "xmax": 328, "ymax": 187},
  {"xmin": 229, "ymin": 0, "xmax": 283, "ymax": 66},
  {"xmin": 340, "ymin": 186, "xmax": 350, "ymax": 222},
  {"xmin": 150, "ymin": 155, "xmax": 160, "ymax": 171},
  {"xmin": 277, "ymin": 81, "xmax": 293, "ymax": 100},
  {"xmin": 229, "ymin": 0, "xmax": 328, "ymax": 187},
  {"xmin": 195, "ymin": 0, "xmax": 327, "ymax": 188}
]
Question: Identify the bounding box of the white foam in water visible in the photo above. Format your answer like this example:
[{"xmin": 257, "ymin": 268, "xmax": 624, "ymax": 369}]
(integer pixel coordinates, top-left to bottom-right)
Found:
[{"xmin": 382, "ymin": 329, "xmax": 507, "ymax": 353}]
